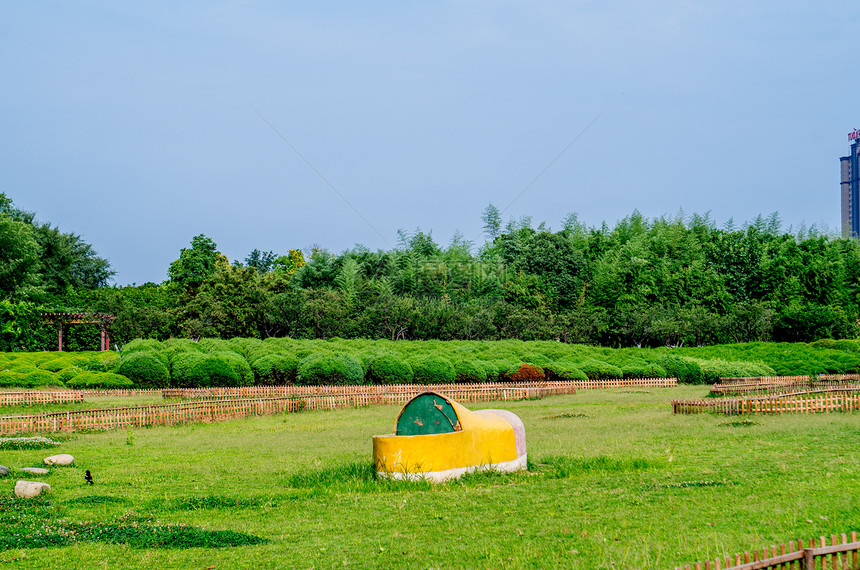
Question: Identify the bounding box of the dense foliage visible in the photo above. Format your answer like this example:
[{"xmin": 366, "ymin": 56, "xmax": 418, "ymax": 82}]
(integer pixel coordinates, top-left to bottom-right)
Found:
[{"xmin": 2, "ymin": 192, "xmax": 860, "ymax": 349}]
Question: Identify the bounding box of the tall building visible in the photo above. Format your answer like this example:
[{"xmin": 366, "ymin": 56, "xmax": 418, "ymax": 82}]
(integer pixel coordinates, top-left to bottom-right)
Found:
[{"xmin": 841, "ymin": 130, "xmax": 860, "ymax": 238}]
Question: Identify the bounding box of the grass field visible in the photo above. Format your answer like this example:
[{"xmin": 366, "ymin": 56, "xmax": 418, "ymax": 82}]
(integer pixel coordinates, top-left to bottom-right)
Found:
[{"xmin": 2, "ymin": 386, "xmax": 859, "ymax": 569}]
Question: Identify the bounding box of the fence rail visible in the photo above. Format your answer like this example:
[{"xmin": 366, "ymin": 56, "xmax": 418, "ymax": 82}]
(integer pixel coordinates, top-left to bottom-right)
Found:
[
  {"xmin": 673, "ymin": 389, "xmax": 860, "ymax": 415},
  {"xmin": 0, "ymin": 384, "xmax": 569, "ymax": 435},
  {"xmin": 672, "ymin": 531, "xmax": 860, "ymax": 570}
]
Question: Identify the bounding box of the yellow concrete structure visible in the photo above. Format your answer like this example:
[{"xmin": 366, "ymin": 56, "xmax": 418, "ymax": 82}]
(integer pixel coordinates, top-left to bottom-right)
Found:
[{"xmin": 372, "ymin": 392, "xmax": 527, "ymax": 482}]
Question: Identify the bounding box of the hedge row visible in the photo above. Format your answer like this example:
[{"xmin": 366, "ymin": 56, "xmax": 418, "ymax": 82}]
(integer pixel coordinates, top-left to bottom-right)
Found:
[
  {"xmin": 0, "ymin": 351, "xmax": 132, "ymax": 389},
  {"xmin": 1, "ymin": 336, "xmax": 791, "ymax": 389}
]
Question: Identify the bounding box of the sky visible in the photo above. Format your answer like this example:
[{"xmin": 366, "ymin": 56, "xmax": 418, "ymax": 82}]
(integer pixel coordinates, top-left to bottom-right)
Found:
[{"xmin": 1, "ymin": 1, "xmax": 858, "ymax": 285}]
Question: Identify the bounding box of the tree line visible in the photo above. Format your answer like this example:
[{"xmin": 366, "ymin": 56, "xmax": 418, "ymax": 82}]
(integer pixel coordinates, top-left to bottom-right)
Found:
[{"xmin": 2, "ymin": 193, "xmax": 858, "ymax": 350}]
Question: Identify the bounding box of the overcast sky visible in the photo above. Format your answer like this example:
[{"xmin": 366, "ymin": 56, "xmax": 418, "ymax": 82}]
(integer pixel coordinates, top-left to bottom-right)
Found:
[{"xmin": 1, "ymin": 2, "xmax": 857, "ymax": 285}]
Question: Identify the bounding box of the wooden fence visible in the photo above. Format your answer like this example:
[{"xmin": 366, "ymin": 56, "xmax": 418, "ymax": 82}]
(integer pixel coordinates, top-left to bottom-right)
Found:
[
  {"xmin": 672, "ymin": 531, "xmax": 860, "ymax": 570},
  {"xmin": 162, "ymin": 377, "xmax": 676, "ymax": 400},
  {"xmin": 713, "ymin": 376, "xmax": 860, "ymax": 396},
  {"xmin": 572, "ymin": 377, "xmax": 676, "ymax": 389},
  {"xmin": 0, "ymin": 384, "xmax": 567, "ymax": 435},
  {"xmin": 673, "ymin": 389, "xmax": 860, "ymax": 415},
  {"xmin": 718, "ymin": 375, "xmax": 860, "ymax": 385},
  {"xmin": 74, "ymin": 388, "xmax": 164, "ymax": 397},
  {"xmin": 711, "ymin": 381, "xmax": 860, "ymax": 397},
  {"xmin": 0, "ymin": 391, "xmax": 85, "ymax": 406},
  {"xmin": 0, "ymin": 396, "xmax": 306, "ymax": 434}
]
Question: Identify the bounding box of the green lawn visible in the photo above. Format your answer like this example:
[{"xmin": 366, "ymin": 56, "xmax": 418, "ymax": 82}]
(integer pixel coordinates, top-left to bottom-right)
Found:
[{"xmin": 2, "ymin": 386, "xmax": 859, "ymax": 569}]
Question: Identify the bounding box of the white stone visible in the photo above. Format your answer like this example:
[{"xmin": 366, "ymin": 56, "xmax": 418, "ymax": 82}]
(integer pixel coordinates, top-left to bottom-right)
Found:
[
  {"xmin": 14, "ymin": 480, "xmax": 51, "ymax": 499},
  {"xmin": 19, "ymin": 467, "xmax": 49, "ymax": 475},
  {"xmin": 43, "ymin": 454, "xmax": 74, "ymax": 466}
]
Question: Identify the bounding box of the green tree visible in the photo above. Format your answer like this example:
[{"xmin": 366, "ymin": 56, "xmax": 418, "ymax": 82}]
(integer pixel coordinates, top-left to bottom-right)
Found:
[
  {"xmin": 33, "ymin": 223, "xmax": 114, "ymax": 296},
  {"xmin": 481, "ymin": 203, "xmax": 502, "ymax": 241},
  {"xmin": 0, "ymin": 300, "xmax": 44, "ymax": 350},
  {"xmin": 0, "ymin": 214, "xmax": 42, "ymax": 301},
  {"xmin": 168, "ymin": 234, "xmax": 219, "ymax": 289}
]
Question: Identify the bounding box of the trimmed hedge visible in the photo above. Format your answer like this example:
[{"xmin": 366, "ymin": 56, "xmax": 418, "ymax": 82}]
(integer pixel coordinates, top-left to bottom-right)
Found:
[
  {"xmin": 0, "ymin": 371, "xmax": 25, "ymax": 387},
  {"xmin": 212, "ymin": 351, "xmax": 254, "ymax": 386},
  {"xmin": 655, "ymin": 354, "xmax": 703, "ymax": 384},
  {"xmin": 409, "ymin": 355, "xmax": 456, "ymax": 384},
  {"xmin": 481, "ymin": 360, "xmax": 501, "ymax": 382},
  {"xmin": 66, "ymin": 372, "xmax": 134, "ymax": 390},
  {"xmin": 366, "ymin": 354, "xmax": 413, "ymax": 385},
  {"xmin": 37, "ymin": 358, "xmax": 68, "ymax": 373},
  {"xmin": 172, "ymin": 353, "xmax": 215, "ymax": 388},
  {"xmin": 117, "ymin": 352, "xmax": 170, "ymax": 389},
  {"xmin": 122, "ymin": 339, "xmax": 163, "ymax": 355},
  {"xmin": 251, "ymin": 353, "xmax": 299, "ymax": 385},
  {"xmin": 297, "ymin": 353, "xmax": 364, "ymax": 385},
  {"xmin": 453, "ymin": 360, "xmax": 486, "ymax": 383},
  {"xmin": 23, "ymin": 369, "xmax": 65, "ymax": 388},
  {"xmin": 621, "ymin": 360, "xmax": 668, "ymax": 379},
  {"xmin": 544, "ymin": 361, "xmax": 588, "ymax": 381},
  {"xmin": 576, "ymin": 359, "xmax": 623, "ymax": 380}
]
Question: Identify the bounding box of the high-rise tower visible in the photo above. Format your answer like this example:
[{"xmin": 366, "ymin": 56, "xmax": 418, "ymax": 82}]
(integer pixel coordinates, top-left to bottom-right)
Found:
[{"xmin": 841, "ymin": 130, "xmax": 860, "ymax": 239}]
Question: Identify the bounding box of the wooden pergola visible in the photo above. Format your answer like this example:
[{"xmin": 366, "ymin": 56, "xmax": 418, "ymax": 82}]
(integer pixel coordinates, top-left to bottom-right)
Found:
[{"xmin": 41, "ymin": 312, "xmax": 116, "ymax": 351}]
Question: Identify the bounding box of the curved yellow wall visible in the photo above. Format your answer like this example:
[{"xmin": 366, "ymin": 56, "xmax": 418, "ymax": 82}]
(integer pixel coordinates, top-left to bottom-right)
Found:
[{"xmin": 373, "ymin": 394, "xmax": 527, "ymax": 482}]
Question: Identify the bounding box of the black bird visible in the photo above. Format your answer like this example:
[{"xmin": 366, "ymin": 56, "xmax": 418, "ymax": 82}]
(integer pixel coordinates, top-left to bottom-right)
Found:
[{"xmin": 84, "ymin": 470, "xmax": 93, "ymax": 485}]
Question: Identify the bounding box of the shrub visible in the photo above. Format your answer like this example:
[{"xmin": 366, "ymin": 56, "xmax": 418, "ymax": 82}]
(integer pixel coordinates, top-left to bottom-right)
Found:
[
  {"xmin": 197, "ymin": 338, "xmax": 232, "ymax": 354},
  {"xmin": 212, "ymin": 352, "xmax": 254, "ymax": 386},
  {"xmin": 37, "ymin": 358, "xmax": 68, "ymax": 373},
  {"xmin": 621, "ymin": 360, "xmax": 668, "ymax": 379},
  {"xmin": 366, "ymin": 354, "xmax": 413, "ymax": 385},
  {"xmin": 172, "ymin": 352, "xmax": 254, "ymax": 388},
  {"xmin": 453, "ymin": 360, "xmax": 486, "ymax": 384},
  {"xmin": 171, "ymin": 353, "xmax": 211, "ymax": 388},
  {"xmin": 7, "ymin": 361, "xmax": 36, "ymax": 373},
  {"xmin": 0, "ymin": 371, "xmax": 25, "ymax": 387},
  {"xmin": 478, "ymin": 360, "xmax": 500, "ymax": 382},
  {"xmin": 122, "ymin": 339, "xmax": 163, "ymax": 355},
  {"xmin": 247, "ymin": 347, "xmax": 276, "ymax": 365},
  {"xmin": 576, "ymin": 359, "xmax": 623, "ymax": 380},
  {"xmin": 655, "ymin": 354, "xmax": 704, "ymax": 384},
  {"xmin": 199, "ymin": 355, "xmax": 241, "ymax": 387},
  {"xmin": 117, "ymin": 352, "xmax": 170, "ymax": 389},
  {"xmin": 409, "ymin": 355, "xmax": 456, "ymax": 384},
  {"xmin": 297, "ymin": 353, "xmax": 364, "ymax": 386},
  {"xmin": 505, "ymin": 363, "xmax": 546, "ymax": 382},
  {"xmin": 251, "ymin": 354, "xmax": 299, "ymax": 385},
  {"xmin": 67, "ymin": 372, "xmax": 134, "ymax": 390},
  {"xmin": 57, "ymin": 367, "xmax": 80, "ymax": 384},
  {"xmin": 695, "ymin": 358, "xmax": 776, "ymax": 383},
  {"xmin": 163, "ymin": 338, "xmax": 200, "ymax": 349},
  {"xmin": 78, "ymin": 353, "xmax": 122, "ymax": 373},
  {"xmin": 22, "ymin": 369, "xmax": 65, "ymax": 388},
  {"xmin": 226, "ymin": 338, "xmax": 263, "ymax": 358},
  {"xmin": 520, "ymin": 353, "xmax": 552, "ymax": 367},
  {"xmin": 161, "ymin": 341, "xmax": 204, "ymax": 366},
  {"xmin": 550, "ymin": 364, "xmax": 588, "ymax": 381}
]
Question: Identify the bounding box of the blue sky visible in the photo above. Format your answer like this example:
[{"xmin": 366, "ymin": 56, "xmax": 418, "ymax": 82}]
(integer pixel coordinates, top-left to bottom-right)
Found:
[{"xmin": 1, "ymin": 1, "xmax": 857, "ymax": 285}]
